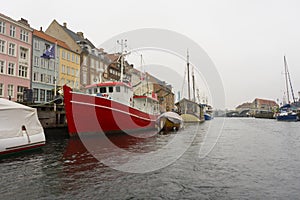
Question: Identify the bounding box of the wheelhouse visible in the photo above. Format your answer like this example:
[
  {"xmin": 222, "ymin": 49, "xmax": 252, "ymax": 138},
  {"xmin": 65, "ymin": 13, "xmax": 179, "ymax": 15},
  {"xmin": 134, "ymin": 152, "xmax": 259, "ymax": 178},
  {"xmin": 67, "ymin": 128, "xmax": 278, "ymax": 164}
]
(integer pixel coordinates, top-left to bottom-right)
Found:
[{"xmin": 85, "ymin": 82, "xmax": 133, "ymax": 106}]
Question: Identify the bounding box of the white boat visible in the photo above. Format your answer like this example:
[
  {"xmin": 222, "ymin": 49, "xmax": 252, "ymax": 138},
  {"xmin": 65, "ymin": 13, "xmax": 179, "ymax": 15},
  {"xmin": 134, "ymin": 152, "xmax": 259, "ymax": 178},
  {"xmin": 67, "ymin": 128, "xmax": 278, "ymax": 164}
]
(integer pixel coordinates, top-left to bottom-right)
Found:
[{"xmin": 0, "ymin": 98, "xmax": 46, "ymax": 156}]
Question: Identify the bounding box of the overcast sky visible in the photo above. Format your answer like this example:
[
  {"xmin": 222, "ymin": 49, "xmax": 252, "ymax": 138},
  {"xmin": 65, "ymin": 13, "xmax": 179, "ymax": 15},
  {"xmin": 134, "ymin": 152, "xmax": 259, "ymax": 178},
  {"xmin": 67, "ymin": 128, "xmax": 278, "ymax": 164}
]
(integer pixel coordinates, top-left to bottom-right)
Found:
[{"xmin": 2, "ymin": 0, "xmax": 300, "ymax": 109}]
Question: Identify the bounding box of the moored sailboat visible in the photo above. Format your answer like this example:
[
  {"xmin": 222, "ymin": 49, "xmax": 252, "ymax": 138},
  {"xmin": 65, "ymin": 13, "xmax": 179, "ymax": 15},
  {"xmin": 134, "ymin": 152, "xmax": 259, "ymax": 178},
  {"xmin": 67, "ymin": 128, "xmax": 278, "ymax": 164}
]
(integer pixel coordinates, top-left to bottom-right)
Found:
[
  {"xmin": 275, "ymin": 56, "xmax": 299, "ymax": 122},
  {"xmin": 175, "ymin": 49, "xmax": 204, "ymax": 122}
]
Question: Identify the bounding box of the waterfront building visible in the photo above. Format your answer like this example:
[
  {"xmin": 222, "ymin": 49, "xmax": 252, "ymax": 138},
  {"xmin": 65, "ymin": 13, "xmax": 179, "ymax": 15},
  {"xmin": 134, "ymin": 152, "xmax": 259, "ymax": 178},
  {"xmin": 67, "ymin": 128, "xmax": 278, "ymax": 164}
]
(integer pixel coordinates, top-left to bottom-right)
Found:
[
  {"xmin": 131, "ymin": 68, "xmax": 175, "ymax": 112},
  {"xmin": 32, "ymin": 28, "xmax": 80, "ymax": 103},
  {"xmin": 104, "ymin": 53, "xmax": 133, "ymax": 82},
  {"xmin": 0, "ymin": 14, "xmax": 33, "ymax": 102},
  {"xmin": 251, "ymin": 98, "xmax": 278, "ymax": 113},
  {"xmin": 45, "ymin": 20, "xmax": 106, "ymax": 89}
]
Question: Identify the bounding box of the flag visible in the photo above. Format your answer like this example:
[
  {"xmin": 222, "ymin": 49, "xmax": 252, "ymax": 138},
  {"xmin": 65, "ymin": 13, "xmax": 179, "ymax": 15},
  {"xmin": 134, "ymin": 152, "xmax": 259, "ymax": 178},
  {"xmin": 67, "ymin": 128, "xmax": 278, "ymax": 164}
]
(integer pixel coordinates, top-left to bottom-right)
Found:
[{"xmin": 41, "ymin": 45, "xmax": 55, "ymax": 59}]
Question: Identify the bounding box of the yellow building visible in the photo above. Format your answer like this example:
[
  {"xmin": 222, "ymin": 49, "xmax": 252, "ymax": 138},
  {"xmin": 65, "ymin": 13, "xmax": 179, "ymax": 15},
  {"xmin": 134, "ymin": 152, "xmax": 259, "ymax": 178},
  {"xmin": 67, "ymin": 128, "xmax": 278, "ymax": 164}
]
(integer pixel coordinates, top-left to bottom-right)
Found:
[{"xmin": 58, "ymin": 48, "xmax": 80, "ymax": 90}]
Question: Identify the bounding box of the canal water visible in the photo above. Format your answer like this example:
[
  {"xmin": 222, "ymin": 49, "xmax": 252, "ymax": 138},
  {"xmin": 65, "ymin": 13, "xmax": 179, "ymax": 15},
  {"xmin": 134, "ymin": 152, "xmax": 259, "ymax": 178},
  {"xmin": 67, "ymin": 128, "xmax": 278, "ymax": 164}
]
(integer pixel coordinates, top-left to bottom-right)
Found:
[{"xmin": 1, "ymin": 118, "xmax": 300, "ymax": 199}]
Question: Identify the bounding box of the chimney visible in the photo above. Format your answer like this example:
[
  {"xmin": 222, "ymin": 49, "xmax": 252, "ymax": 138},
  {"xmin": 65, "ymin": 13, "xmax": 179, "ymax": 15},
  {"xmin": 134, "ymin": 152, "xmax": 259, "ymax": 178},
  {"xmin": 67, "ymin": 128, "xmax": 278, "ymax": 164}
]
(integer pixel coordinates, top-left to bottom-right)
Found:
[
  {"xmin": 77, "ymin": 32, "xmax": 84, "ymax": 38},
  {"xmin": 18, "ymin": 18, "xmax": 30, "ymax": 26},
  {"xmin": 63, "ymin": 22, "xmax": 67, "ymax": 28},
  {"xmin": 40, "ymin": 27, "xmax": 43, "ymax": 32}
]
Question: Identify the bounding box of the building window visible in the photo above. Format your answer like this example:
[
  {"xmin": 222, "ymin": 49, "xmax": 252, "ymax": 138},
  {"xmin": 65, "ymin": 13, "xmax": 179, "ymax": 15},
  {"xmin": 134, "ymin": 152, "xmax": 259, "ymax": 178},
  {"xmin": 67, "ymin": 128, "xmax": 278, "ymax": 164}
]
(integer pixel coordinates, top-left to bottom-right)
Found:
[
  {"xmin": 33, "ymin": 88, "xmax": 38, "ymax": 101},
  {"xmin": 17, "ymin": 86, "xmax": 27, "ymax": 102},
  {"xmin": 0, "ymin": 40, "xmax": 6, "ymax": 53},
  {"xmin": 0, "ymin": 21, "xmax": 6, "ymax": 34},
  {"xmin": 0, "ymin": 60, "xmax": 5, "ymax": 74},
  {"xmin": 40, "ymin": 74, "xmax": 44, "ymax": 82},
  {"xmin": 62, "ymin": 50, "xmax": 65, "ymax": 59},
  {"xmin": 71, "ymin": 53, "xmax": 74, "ymax": 62},
  {"xmin": 46, "ymin": 75, "xmax": 51, "ymax": 84},
  {"xmin": 7, "ymin": 84, "xmax": 14, "ymax": 98},
  {"xmin": 10, "ymin": 25, "xmax": 16, "ymax": 37},
  {"xmin": 8, "ymin": 43, "xmax": 16, "ymax": 56},
  {"xmin": 67, "ymin": 52, "xmax": 70, "ymax": 61},
  {"xmin": 75, "ymin": 55, "xmax": 79, "ymax": 64},
  {"xmin": 46, "ymin": 90, "xmax": 52, "ymax": 101},
  {"xmin": 20, "ymin": 29, "xmax": 29, "ymax": 42},
  {"xmin": 45, "ymin": 59, "xmax": 49, "ymax": 69},
  {"xmin": 0, "ymin": 83, "xmax": 3, "ymax": 97},
  {"xmin": 33, "ymin": 72, "xmax": 38, "ymax": 82},
  {"xmin": 8, "ymin": 62, "xmax": 15, "ymax": 75},
  {"xmin": 18, "ymin": 65, "xmax": 28, "ymax": 78},
  {"xmin": 20, "ymin": 47, "xmax": 28, "ymax": 60},
  {"xmin": 34, "ymin": 39, "xmax": 39, "ymax": 50},
  {"xmin": 40, "ymin": 59, "xmax": 44, "ymax": 68},
  {"xmin": 34, "ymin": 56, "xmax": 39, "ymax": 66},
  {"xmin": 40, "ymin": 89, "xmax": 45, "ymax": 102},
  {"xmin": 62, "ymin": 64, "xmax": 65, "ymax": 73},
  {"xmin": 49, "ymin": 60, "xmax": 54, "ymax": 70},
  {"xmin": 67, "ymin": 66, "xmax": 70, "ymax": 75}
]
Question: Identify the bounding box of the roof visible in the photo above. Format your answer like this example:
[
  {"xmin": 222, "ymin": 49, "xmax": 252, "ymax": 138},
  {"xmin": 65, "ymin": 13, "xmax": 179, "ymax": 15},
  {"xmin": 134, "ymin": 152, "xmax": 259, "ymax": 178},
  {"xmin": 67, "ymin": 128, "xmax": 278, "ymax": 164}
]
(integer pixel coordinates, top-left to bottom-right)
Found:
[
  {"xmin": 106, "ymin": 53, "xmax": 121, "ymax": 62},
  {"xmin": 0, "ymin": 13, "xmax": 33, "ymax": 31},
  {"xmin": 85, "ymin": 81, "xmax": 132, "ymax": 89},
  {"xmin": 60, "ymin": 24, "xmax": 96, "ymax": 49},
  {"xmin": 253, "ymin": 98, "xmax": 278, "ymax": 106},
  {"xmin": 236, "ymin": 102, "xmax": 252, "ymax": 109},
  {"xmin": 33, "ymin": 29, "xmax": 70, "ymax": 50}
]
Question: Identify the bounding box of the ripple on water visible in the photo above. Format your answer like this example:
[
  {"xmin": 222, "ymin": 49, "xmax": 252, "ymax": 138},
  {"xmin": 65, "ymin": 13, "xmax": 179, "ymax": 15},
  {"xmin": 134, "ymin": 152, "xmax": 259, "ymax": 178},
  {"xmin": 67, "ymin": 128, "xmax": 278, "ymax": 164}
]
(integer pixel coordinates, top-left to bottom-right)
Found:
[{"xmin": 1, "ymin": 118, "xmax": 300, "ymax": 199}]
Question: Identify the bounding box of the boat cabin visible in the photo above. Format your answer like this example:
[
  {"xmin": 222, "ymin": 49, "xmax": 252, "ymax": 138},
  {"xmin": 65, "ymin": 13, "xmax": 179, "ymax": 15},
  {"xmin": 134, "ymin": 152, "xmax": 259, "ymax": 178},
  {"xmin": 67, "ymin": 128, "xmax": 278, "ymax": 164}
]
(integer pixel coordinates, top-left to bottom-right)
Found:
[
  {"xmin": 85, "ymin": 82, "xmax": 133, "ymax": 106},
  {"xmin": 133, "ymin": 94, "xmax": 160, "ymax": 115},
  {"xmin": 175, "ymin": 98, "xmax": 202, "ymax": 119}
]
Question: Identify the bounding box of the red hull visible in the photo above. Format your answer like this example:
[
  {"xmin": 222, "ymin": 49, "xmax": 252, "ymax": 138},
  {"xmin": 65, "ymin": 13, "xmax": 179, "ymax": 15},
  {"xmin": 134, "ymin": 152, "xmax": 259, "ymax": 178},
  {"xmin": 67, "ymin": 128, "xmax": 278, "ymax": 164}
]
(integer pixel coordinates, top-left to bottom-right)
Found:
[{"xmin": 63, "ymin": 85, "xmax": 159, "ymax": 136}]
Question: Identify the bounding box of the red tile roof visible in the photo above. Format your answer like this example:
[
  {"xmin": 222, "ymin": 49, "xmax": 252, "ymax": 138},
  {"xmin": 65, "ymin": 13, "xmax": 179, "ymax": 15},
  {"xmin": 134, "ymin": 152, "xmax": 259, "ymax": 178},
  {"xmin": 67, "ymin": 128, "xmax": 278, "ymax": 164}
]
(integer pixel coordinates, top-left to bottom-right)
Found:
[
  {"xmin": 33, "ymin": 29, "xmax": 70, "ymax": 50},
  {"xmin": 254, "ymin": 98, "xmax": 278, "ymax": 106}
]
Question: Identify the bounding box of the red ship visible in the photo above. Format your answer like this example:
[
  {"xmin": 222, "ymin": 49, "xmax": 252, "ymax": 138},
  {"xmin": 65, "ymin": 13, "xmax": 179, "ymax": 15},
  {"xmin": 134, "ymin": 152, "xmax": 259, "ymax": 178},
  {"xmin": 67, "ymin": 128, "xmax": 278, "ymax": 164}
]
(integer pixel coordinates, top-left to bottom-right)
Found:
[{"xmin": 63, "ymin": 82, "xmax": 160, "ymax": 136}]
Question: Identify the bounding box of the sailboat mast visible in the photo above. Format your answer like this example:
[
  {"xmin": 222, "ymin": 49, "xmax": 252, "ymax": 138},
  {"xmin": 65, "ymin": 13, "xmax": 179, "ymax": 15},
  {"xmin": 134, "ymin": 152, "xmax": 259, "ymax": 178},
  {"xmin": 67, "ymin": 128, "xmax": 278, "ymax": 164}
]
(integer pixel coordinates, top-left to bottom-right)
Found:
[
  {"xmin": 192, "ymin": 66, "xmax": 196, "ymax": 102},
  {"xmin": 286, "ymin": 59, "xmax": 296, "ymax": 103},
  {"xmin": 187, "ymin": 49, "xmax": 191, "ymax": 101},
  {"xmin": 284, "ymin": 56, "xmax": 290, "ymax": 103}
]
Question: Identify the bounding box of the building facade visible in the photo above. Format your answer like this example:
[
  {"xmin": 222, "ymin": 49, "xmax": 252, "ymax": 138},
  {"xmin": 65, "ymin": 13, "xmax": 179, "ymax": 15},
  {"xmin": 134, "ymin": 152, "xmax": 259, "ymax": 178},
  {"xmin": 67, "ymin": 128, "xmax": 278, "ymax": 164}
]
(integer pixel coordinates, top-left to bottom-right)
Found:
[
  {"xmin": 0, "ymin": 14, "xmax": 33, "ymax": 102},
  {"xmin": 32, "ymin": 29, "xmax": 80, "ymax": 103},
  {"xmin": 46, "ymin": 21, "xmax": 107, "ymax": 89},
  {"xmin": 58, "ymin": 43, "xmax": 80, "ymax": 91}
]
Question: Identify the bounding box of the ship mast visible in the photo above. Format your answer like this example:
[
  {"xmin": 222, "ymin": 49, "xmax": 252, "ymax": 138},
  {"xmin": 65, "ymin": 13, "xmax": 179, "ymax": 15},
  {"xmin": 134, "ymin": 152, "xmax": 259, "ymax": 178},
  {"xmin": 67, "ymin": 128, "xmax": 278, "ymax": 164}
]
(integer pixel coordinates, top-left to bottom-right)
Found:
[
  {"xmin": 187, "ymin": 49, "xmax": 191, "ymax": 101},
  {"xmin": 117, "ymin": 39, "xmax": 127, "ymax": 82},
  {"xmin": 192, "ymin": 66, "xmax": 196, "ymax": 102},
  {"xmin": 284, "ymin": 56, "xmax": 296, "ymax": 103}
]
